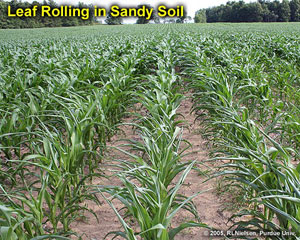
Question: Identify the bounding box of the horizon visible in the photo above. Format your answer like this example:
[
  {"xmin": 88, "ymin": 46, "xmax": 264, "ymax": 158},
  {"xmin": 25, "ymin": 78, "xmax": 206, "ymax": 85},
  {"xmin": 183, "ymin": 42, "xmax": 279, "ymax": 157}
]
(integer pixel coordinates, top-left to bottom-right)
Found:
[{"xmin": 6, "ymin": 0, "xmax": 254, "ymax": 23}]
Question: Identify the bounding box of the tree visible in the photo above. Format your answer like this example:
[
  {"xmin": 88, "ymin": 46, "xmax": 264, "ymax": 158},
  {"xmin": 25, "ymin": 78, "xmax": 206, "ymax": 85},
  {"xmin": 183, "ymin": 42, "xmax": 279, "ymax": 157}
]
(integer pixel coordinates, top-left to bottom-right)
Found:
[
  {"xmin": 0, "ymin": 0, "xmax": 9, "ymax": 28},
  {"xmin": 153, "ymin": 15, "xmax": 160, "ymax": 24},
  {"xmin": 230, "ymin": 1, "xmax": 245, "ymax": 22},
  {"xmin": 105, "ymin": 10, "xmax": 123, "ymax": 25},
  {"xmin": 262, "ymin": 7, "xmax": 279, "ymax": 22},
  {"xmin": 239, "ymin": 2, "xmax": 263, "ymax": 22},
  {"xmin": 194, "ymin": 9, "xmax": 206, "ymax": 23},
  {"xmin": 267, "ymin": 0, "xmax": 280, "ymax": 21},
  {"xmin": 206, "ymin": 7, "xmax": 222, "ymax": 22},
  {"xmin": 0, "ymin": 0, "xmax": 97, "ymax": 28},
  {"xmin": 290, "ymin": 0, "xmax": 300, "ymax": 21},
  {"xmin": 186, "ymin": 16, "xmax": 192, "ymax": 22},
  {"xmin": 176, "ymin": 8, "xmax": 187, "ymax": 23},
  {"xmin": 196, "ymin": 0, "xmax": 296, "ymax": 23},
  {"xmin": 278, "ymin": 0, "xmax": 290, "ymax": 22},
  {"xmin": 78, "ymin": 2, "xmax": 96, "ymax": 25},
  {"xmin": 259, "ymin": 1, "xmax": 274, "ymax": 22},
  {"xmin": 136, "ymin": 5, "xmax": 155, "ymax": 24},
  {"xmin": 222, "ymin": 2, "xmax": 234, "ymax": 21}
]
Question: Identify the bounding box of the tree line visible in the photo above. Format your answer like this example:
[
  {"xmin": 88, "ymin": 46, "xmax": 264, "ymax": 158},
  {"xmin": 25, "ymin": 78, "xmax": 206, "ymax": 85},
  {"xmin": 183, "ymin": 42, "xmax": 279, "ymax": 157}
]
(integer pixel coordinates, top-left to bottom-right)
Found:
[
  {"xmin": 0, "ymin": 1, "xmax": 190, "ymax": 28},
  {"xmin": 0, "ymin": 0, "xmax": 97, "ymax": 29},
  {"xmin": 1, "ymin": 0, "xmax": 299, "ymax": 28},
  {"xmin": 195, "ymin": 0, "xmax": 300, "ymax": 23}
]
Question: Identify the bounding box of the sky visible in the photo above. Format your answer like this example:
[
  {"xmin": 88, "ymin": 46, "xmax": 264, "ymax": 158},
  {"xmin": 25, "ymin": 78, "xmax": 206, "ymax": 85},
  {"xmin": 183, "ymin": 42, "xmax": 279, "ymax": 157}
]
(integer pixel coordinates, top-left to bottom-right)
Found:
[{"xmin": 26, "ymin": 0, "xmax": 254, "ymax": 23}]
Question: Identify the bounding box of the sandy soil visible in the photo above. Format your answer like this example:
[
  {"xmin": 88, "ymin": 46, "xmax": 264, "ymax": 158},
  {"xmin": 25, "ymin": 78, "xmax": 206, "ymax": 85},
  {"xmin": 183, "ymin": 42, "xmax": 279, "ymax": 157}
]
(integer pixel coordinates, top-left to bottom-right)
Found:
[{"xmin": 71, "ymin": 96, "xmax": 235, "ymax": 240}]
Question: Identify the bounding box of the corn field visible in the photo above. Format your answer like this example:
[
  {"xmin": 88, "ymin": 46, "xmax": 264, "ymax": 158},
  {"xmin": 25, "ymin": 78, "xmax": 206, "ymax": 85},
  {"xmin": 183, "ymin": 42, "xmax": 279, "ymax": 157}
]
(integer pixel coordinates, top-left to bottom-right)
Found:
[{"xmin": 0, "ymin": 23, "xmax": 299, "ymax": 239}]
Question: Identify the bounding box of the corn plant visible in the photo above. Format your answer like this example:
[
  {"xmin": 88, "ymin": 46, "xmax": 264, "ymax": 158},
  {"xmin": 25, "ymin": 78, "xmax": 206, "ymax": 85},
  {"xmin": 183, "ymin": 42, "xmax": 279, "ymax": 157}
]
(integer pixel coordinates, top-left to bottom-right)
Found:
[
  {"xmin": 177, "ymin": 33, "xmax": 300, "ymax": 238},
  {"xmin": 0, "ymin": 204, "xmax": 70, "ymax": 240},
  {"xmin": 97, "ymin": 66, "xmax": 209, "ymax": 239}
]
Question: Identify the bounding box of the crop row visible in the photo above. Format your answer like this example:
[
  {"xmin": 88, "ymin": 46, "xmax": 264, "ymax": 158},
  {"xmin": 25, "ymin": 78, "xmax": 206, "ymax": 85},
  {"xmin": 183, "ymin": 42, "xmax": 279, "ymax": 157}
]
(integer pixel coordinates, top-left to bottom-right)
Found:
[
  {"xmin": 175, "ymin": 30, "xmax": 300, "ymax": 238},
  {"xmin": 97, "ymin": 38, "xmax": 209, "ymax": 239},
  {"xmin": 0, "ymin": 37, "xmax": 153, "ymax": 238}
]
